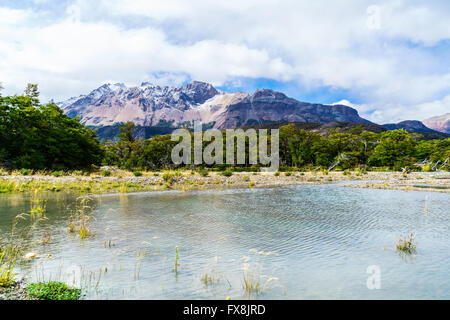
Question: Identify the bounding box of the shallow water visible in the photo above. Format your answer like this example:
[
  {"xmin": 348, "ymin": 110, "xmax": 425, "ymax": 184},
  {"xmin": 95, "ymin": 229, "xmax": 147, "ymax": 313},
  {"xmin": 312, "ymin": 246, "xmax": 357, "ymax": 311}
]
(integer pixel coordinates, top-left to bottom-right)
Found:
[{"xmin": 0, "ymin": 184, "xmax": 449, "ymax": 299}]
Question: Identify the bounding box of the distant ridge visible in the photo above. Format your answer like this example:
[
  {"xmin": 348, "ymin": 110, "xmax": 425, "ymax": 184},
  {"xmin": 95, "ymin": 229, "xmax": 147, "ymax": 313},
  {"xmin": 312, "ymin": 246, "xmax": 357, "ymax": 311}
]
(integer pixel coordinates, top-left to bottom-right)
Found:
[
  {"xmin": 382, "ymin": 120, "xmax": 439, "ymax": 133},
  {"xmin": 423, "ymin": 113, "xmax": 450, "ymax": 134}
]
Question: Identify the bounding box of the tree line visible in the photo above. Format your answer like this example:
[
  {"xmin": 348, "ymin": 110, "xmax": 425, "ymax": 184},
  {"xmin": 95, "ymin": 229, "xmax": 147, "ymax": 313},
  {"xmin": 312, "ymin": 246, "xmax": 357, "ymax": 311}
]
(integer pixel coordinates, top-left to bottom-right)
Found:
[{"xmin": 103, "ymin": 122, "xmax": 449, "ymax": 171}]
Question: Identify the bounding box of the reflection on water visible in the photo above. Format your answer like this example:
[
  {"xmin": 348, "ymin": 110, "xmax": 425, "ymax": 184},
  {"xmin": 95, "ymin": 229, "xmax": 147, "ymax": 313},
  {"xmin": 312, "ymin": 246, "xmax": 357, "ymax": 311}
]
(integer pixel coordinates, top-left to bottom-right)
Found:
[{"xmin": 0, "ymin": 185, "xmax": 449, "ymax": 299}]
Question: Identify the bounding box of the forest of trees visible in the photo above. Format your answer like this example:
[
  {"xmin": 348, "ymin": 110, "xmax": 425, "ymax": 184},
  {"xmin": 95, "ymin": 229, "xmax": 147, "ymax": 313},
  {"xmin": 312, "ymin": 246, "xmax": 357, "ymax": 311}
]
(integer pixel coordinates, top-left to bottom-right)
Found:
[
  {"xmin": 1, "ymin": 84, "xmax": 449, "ymax": 172},
  {"xmin": 0, "ymin": 84, "xmax": 103, "ymax": 170},
  {"xmin": 102, "ymin": 122, "xmax": 450, "ymax": 171}
]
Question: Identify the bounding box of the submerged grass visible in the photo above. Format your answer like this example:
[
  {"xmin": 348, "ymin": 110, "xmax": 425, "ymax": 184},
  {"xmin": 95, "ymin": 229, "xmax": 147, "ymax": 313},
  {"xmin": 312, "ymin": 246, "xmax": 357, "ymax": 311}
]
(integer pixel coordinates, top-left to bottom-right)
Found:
[
  {"xmin": 240, "ymin": 260, "xmax": 283, "ymax": 297},
  {"xmin": 174, "ymin": 246, "xmax": 180, "ymax": 273},
  {"xmin": 396, "ymin": 232, "xmax": 417, "ymax": 254},
  {"xmin": 201, "ymin": 268, "xmax": 221, "ymax": 286},
  {"xmin": 29, "ymin": 191, "xmax": 47, "ymax": 219},
  {"xmin": 67, "ymin": 197, "xmax": 94, "ymax": 240},
  {"xmin": 242, "ymin": 269, "xmax": 264, "ymax": 296}
]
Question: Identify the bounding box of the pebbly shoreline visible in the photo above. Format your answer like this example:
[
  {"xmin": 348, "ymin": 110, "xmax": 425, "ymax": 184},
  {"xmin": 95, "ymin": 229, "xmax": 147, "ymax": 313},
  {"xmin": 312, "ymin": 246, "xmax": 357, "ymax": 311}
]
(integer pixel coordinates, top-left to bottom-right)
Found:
[
  {"xmin": 0, "ymin": 282, "xmax": 38, "ymax": 300},
  {"xmin": 0, "ymin": 170, "xmax": 449, "ymax": 194}
]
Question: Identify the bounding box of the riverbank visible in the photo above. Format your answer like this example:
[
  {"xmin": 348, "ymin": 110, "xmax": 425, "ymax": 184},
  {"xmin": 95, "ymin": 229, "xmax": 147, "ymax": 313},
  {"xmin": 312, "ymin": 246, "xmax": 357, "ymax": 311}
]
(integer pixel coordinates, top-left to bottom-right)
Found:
[
  {"xmin": 1, "ymin": 169, "xmax": 449, "ymax": 194},
  {"xmin": 339, "ymin": 172, "xmax": 450, "ymax": 193},
  {"xmin": 0, "ymin": 282, "xmax": 37, "ymax": 300}
]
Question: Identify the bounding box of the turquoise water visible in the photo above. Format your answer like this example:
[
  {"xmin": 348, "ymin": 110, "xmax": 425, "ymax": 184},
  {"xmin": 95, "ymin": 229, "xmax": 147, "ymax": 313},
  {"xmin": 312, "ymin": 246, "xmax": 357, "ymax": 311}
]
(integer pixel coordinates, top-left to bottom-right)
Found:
[{"xmin": 0, "ymin": 184, "xmax": 449, "ymax": 299}]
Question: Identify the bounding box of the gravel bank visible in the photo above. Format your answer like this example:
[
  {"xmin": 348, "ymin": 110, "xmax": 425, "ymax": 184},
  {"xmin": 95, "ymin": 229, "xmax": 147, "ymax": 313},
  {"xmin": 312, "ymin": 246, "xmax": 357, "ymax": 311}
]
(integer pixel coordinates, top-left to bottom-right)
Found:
[
  {"xmin": 1, "ymin": 170, "xmax": 449, "ymax": 194},
  {"xmin": 339, "ymin": 172, "xmax": 450, "ymax": 193},
  {"xmin": 0, "ymin": 282, "xmax": 37, "ymax": 300}
]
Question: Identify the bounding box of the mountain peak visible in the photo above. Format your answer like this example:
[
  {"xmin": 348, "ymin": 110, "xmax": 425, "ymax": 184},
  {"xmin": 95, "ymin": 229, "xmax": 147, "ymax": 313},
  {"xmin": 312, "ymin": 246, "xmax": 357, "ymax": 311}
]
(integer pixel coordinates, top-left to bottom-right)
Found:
[
  {"xmin": 252, "ymin": 88, "xmax": 287, "ymax": 99},
  {"xmin": 180, "ymin": 81, "xmax": 219, "ymax": 104}
]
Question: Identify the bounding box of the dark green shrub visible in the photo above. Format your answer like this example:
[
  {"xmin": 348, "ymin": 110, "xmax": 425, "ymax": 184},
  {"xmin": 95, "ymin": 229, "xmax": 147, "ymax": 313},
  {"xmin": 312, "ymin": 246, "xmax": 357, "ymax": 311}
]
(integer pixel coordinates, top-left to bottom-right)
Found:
[
  {"xmin": 101, "ymin": 170, "xmax": 111, "ymax": 177},
  {"xmin": 198, "ymin": 168, "xmax": 209, "ymax": 177},
  {"xmin": 220, "ymin": 170, "xmax": 233, "ymax": 177},
  {"xmin": 162, "ymin": 172, "xmax": 175, "ymax": 182},
  {"xmin": 20, "ymin": 168, "xmax": 31, "ymax": 176},
  {"xmin": 52, "ymin": 171, "xmax": 64, "ymax": 177}
]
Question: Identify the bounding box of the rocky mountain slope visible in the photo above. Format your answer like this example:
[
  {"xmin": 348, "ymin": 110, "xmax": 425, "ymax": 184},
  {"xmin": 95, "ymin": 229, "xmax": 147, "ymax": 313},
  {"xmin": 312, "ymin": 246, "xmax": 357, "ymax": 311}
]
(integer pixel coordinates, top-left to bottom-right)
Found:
[
  {"xmin": 423, "ymin": 113, "xmax": 450, "ymax": 134},
  {"xmin": 57, "ymin": 81, "xmax": 370, "ymax": 129},
  {"xmin": 382, "ymin": 120, "xmax": 438, "ymax": 133}
]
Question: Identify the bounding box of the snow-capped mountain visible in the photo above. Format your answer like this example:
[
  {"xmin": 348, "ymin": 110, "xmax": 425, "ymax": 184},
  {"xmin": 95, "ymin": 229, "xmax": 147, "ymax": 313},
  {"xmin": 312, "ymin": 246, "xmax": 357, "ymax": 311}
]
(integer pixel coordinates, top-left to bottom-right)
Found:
[{"xmin": 57, "ymin": 81, "xmax": 370, "ymax": 129}]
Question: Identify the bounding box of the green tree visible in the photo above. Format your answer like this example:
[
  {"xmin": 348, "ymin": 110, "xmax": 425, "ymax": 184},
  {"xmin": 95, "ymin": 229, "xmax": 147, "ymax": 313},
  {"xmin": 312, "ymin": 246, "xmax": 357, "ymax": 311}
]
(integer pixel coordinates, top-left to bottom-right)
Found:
[
  {"xmin": 24, "ymin": 83, "xmax": 40, "ymax": 107},
  {"xmin": 0, "ymin": 86, "xmax": 103, "ymax": 170},
  {"xmin": 416, "ymin": 138, "xmax": 450, "ymax": 164},
  {"xmin": 369, "ymin": 129, "xmax": 416, "ymax": 168}
]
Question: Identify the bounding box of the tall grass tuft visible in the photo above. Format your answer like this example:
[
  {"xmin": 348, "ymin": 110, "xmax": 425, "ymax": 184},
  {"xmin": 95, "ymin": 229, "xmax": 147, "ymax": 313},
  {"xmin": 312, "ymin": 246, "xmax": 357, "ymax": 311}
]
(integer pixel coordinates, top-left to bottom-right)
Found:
[
  {"xmin": 30, "ymin": 191, "xmax": 47, "ymax": 219},
  {"xmin": 0, "ymin": 249, "xmax": 17, "ymax": 287},
  {"xmin": 201, "ymin": 268, "xmax": 221, "ymax": 286},
  {"xmin": 396, "ymin": 232, "xmax": 417, "ymax": 254},
  {"xmin": 242, "ymin": 269, "xmax": 263, "ymax": 296},
  {"xmin": 68, "ymin": 197, "xmax": 93, "ymax": 240},
  {"xmin": 174, "ymin": 246, "xmax": 180, "ymax": 273}
]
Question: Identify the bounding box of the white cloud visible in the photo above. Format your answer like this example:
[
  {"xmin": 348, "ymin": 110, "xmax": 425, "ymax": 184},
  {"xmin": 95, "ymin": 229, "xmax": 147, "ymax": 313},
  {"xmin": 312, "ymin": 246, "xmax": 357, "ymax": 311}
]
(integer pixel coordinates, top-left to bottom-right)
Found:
[
  {"xmin": 0, "ymin": 0, "xmax": 449, "ymax": 123},
  {"xmin": 335, "ymin": 95, "xmax": 450, "ymax": 124},
  {"xmin": 0, "ymin": 7, "xmax": 30, "ymax": 25},
  {"xmin": 0, "ymin": 16, "xmax": 292, "ymax": 101}
]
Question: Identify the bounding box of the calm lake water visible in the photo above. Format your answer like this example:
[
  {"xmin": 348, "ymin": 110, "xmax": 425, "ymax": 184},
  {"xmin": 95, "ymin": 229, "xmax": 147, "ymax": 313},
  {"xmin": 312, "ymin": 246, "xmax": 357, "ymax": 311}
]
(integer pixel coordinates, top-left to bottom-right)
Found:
[{"xmin": 0, "ymin": 184, "xmax": 449, "ymax": 299}]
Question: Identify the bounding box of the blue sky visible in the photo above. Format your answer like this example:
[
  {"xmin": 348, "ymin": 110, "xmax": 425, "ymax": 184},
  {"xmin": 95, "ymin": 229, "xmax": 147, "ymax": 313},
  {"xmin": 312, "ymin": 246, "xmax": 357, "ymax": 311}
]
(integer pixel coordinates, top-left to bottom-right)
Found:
[{"xmin": 1, "ymin": 0, "xmax": 449, "ymax": 123}]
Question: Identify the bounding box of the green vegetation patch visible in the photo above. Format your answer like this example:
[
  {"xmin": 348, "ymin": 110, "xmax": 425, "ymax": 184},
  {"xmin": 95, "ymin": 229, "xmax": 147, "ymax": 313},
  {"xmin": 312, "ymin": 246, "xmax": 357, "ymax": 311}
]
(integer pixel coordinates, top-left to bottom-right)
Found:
[
  {"xmin": 198, "ymin": 168, "xmax": 209, "ymax": 177},
  {"xmin": 27, "ymin": 282, "xmax": 82, "ymax": 300},
  {"xmin": 133, "ymin": 171, "xmax": 143, "ymax": 177},
  {"xmin": 220, "ymin": 170, "xmax": 233, "ymax": 177}
]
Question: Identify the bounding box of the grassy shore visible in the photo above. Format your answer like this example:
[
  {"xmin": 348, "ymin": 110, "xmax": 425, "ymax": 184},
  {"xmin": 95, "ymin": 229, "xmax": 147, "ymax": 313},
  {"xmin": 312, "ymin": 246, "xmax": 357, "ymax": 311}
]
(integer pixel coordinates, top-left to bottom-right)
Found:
[{"xmin": 1, "ymin": 168, "xmax": 449, "ymax": 194}]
